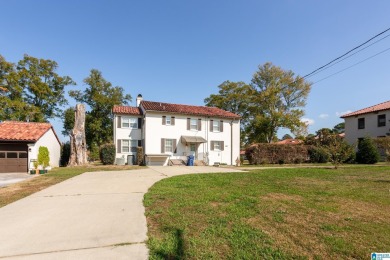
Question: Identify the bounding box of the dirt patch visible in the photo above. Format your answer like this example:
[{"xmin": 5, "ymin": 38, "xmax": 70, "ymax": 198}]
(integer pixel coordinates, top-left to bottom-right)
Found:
[{"xmin": 337, "ymin": 198, "xmax": 390, "ymax": 223}]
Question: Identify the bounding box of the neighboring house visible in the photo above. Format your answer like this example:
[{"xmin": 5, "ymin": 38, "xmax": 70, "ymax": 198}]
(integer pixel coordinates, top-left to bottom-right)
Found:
[
  {"xmin": 113, "ymin": 95, "xmax": 241, "ymax": 166},
  {"xmin": 341, "ymin": 100, "xmax": 390, "ymax": 144},
  {"xmin": 0, "ymin": 121, "xmax": 61, "ymax": 173}
]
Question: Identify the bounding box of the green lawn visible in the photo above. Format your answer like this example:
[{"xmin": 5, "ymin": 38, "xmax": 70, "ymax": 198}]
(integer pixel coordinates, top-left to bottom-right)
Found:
[
  {"xmin": 144, "ymin": 166, "xmax": 390, "ymax": 259},
  {"xmin": 0, "ymin": 164, "xmax": 144, "ymax": 208}
]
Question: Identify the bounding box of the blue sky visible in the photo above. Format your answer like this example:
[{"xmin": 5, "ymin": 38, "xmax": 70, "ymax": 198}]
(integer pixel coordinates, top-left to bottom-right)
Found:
[{"xmin": 1, "ymin": 0, "xmax": 390, "ymax": 142}]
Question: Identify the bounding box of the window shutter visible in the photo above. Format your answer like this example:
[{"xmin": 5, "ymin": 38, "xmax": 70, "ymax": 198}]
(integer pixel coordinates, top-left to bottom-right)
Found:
[
  {"xmin": 198, "ymin": 119, "xmax": 202, "ymax": 131},
  {"xmin": 220, "ymin": 120, "xmax": 224, "ymax": 132},
  {"xmin": 210, "ymin": 141, "xmax": 214, "ymax": 151},
  {"xmin": 221, "ymin": 141, "xmax": 224, "ymax": 151},
  {"xmin": 117, "ymin": 139, "xmax": 121, "ymax": 153},
  {"xmin": 210, "ymin": 120, "xmax": 213, "ymax": 132},
  {"xmin": 138, "ymin": 140, "xmax": 142, "ymax": 147},
  {"xmin": 117, "ymin": 116, "xmax": 121, "ymax": 128},
  {"xmin": 138, "ymin": 118, "xmax": 142, "ymax": 129},
  {"xmin": 162, "ymin": 116, "xmax": 166, "ymax": 125},
  {"xmin": 171, "ymin": 117, "xmax": 175, "ymax": 125},
  {"xmin": 187, "ymin": 118, "xmax": 190, "ymax": 130},
  {"xmin": 161, "ymin": 138, "xmax": 165, "ymax": 153},
  {"xmin": 173, "ymin": 139, "xmax": 177, "ymax": 153}
]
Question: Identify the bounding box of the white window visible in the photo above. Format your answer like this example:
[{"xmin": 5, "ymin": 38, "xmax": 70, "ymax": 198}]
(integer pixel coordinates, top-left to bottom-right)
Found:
[
  {"xmin": 122, "ymin": 140, "xmax": 138, "ymax": 153},
  {"xmin": 122, "ymin": 117, "xmax": 138, "ymax": 129},
  {"xmin": 165, "ymin": 139, "xmax": 173, "ymax": 153},
  {"xmin": 190, "ymin": 119, "xmax": 198, "ymax": 130},
  {"xmin": 214, "ymin": 141, "xmax": 221, "ymax": 151},
  {"xmin": 213, "ymin": 120, "xmax": 220, "ymax": 132},
  {"xmin": 166, "ymin": 117, "xmax": 171, "ymax": 125}
]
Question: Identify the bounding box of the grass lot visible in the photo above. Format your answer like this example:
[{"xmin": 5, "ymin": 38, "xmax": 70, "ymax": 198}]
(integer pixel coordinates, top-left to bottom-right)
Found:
[
  {"xmin": 0, "ymin": 164, "xmax": 144, "ymax": 208},
  {"xmin": 144, "ymin": 166, "xmax": 390, "ymax": 259}
]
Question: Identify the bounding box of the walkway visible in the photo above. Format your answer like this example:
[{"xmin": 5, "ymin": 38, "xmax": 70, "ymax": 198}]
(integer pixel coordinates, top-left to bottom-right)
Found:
[{"xmin": 0, "ymin": 166, "xmax": 243, "ymax": 259}]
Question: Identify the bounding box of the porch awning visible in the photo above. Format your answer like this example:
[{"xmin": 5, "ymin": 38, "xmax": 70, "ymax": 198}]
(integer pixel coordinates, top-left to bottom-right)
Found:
[{"xmin": 181, "ymin": 136, "xmax": 207, "ymax": 144}]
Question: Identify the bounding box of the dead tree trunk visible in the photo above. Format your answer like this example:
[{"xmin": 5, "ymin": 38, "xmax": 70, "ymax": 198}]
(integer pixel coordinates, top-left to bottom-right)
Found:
[{"xmin": 68, "ymin": 104, "xmax": 88, "ymax": 166}]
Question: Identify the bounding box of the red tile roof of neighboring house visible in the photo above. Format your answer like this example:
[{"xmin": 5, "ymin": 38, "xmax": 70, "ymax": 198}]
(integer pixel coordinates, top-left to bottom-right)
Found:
[
  {"xmin": 140, "ymin": 100, "xmax": 241, "ymax": 119},
  {"xmin": 275, "ymin": 139, "xmax": 303, "ymax": 145},
  {"xmin": 112, "ymin": 105, "xmax": 142, "ymax": 115},
  {"xmin": 341, "ymin": 100, "xmax": 390, "ymax": 118},
  {"xmin": 0, "ymin": 121, "xmax": 60, "ymax": 143}
]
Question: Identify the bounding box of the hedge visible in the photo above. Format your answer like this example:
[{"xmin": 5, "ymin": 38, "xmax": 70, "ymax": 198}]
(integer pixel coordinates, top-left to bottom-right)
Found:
[{"xmin": 246, "ymin": 144, "xmax": 310, "ymax": 164}]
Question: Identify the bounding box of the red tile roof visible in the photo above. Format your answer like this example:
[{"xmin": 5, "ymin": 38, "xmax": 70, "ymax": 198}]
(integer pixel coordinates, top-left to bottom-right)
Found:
[
  {"xmin": 341, "ymin": 100, "xmax": 390, "ymax": 118},
  {"xmin": 275, "ymin": 139, "xmax": 303, "ymax": 145},
  {"xmin": 112, "ymin": 105, "xmax": 142, "ymax": 115},
  {"xmin": 0, "ymin": 121, "xmax": 58, "ymax": 142},
  {"xmin": 140, "ymin": 100, "xmax": 240, "ymax": 119}
]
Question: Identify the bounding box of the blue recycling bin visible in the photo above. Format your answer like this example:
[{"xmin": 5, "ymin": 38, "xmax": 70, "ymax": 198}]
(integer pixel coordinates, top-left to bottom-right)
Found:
[{"xmin": 187, "ymin": 155, "xmax": 194, "ymax": 166}]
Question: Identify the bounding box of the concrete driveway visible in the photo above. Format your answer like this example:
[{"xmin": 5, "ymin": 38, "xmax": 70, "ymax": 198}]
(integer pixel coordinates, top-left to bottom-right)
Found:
[
  {"xmin": 0, "ymin": 172, "xmax": 35, "ymax": 188},
  {"xmin": 0, "ymin": 166, "xmax": 243, "ymax": 259}
]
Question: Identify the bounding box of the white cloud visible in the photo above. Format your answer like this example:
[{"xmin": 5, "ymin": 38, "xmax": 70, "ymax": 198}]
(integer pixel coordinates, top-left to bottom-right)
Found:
[
  {"xmin": 301, "ymin": 117, "xmax": 315, "ymax": 126},
  {"xmin": 336, "ymin": 110, "xmax": 352, "ymax": 117},
  {"xmin": 319, "ymin": 113, "xmax": 329, "ymax": 119}
]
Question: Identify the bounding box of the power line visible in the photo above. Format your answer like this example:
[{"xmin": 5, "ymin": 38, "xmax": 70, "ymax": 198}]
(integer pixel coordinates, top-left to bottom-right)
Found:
[
  {"xmin": 313, "ymin": 46, "xmax": 390, "ymax": 85},
  {"xmin": 305, "ymin": 33, "xmax": 390, "ymax": 79},
  {"xmin": 303, "ymin": 27, "xmax": 390, "ymax": 79}
]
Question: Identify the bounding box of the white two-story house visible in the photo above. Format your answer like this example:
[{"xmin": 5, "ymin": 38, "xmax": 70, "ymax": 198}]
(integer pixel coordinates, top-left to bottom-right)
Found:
[
  {"xmin": 341, "ymin": 100, "xmax": 390, "ymax": 144},
  {"xmin": 113, "ymin": 95, "xmax": 241, "ymax": 166}
]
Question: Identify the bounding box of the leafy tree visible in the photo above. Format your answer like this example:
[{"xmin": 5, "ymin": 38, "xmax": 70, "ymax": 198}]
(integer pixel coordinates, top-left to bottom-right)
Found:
[
  {"xmin": 69, "ymin": 69, "xmax": 132, "ymax": 148},
  {"xmin": 62, "ymin": 107, "xmax": 75, "ymax": 137},
  {"xmin": 282, "ymin": 134, "xmax": 293, "ymax": 140},
  {"xmin": 204, "ymin": 81, "xmax": 253, "ymax": 144},
  {"xmin": 204, "ymin": 62, "xmax": 311, "ymax": 144},
  {"xmin": 333, "ymin": 122, "xmax": 345, "ymax": 133},
  {"xmin": 250, "ymin": 63, "xmax": 311, "ymax": 143},
  {"xmin": 325, "ymin": 135, "xmax": 355, "ymax": 168},
  {"xmin": 356, "ymin": 137, "xmax": 380, "ymax": 164},
  {"xmin": 0, "ymin": 54, "xmax": 74, "ymax": 122}
]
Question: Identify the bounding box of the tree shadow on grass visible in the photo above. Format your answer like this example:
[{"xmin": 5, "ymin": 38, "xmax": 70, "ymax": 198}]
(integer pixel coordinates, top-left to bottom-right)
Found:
[{"xmin": 154, "ymin": 228, "xmax": 185, "ymax": 260}]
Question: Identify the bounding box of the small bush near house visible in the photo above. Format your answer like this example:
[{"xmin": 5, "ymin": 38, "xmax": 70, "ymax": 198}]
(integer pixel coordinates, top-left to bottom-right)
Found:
[
  {"xmin": 60, "ymin": 142, "xmax": 71, "ymax": 166},
  {"xmin": 99, "ymin": 143, "xmax": 116, "ymax": 165},
  {"xmin": 308, "ymin": 146, "xmax": 329, "ymax": 163},
  {"xmin": 37, "ymin": 146, "xmax": 50, "ymax": 168},
  {"xmin": 136, "ymin": 146, "xmax": 144, "ymax": 166},
  {"xmin": 356, "ymin": 137, "xmax": 380, "ymax": 164}
]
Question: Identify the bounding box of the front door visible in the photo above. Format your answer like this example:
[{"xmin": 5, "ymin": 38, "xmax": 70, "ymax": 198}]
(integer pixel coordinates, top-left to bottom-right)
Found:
[{"xmin": 189, "ymin": 143, "xmax": 196, "ymax": 159}]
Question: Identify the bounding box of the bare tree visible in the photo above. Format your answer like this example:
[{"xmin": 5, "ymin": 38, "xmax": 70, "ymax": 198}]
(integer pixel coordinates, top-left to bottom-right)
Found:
[{"xmin": 68, "ymin": 104, "xmax": 88, "ymax": 166}]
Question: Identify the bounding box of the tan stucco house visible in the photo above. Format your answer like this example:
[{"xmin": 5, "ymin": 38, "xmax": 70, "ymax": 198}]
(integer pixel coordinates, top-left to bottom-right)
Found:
[{"xmin": 341, "ymin": 100, "xmax": 390, "ymax": 144}]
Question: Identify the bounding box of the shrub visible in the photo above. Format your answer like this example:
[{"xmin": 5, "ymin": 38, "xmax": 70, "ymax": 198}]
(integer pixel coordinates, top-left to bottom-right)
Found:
[
  {"xmin": 136, "ymin": 146, "xmax": 144, "ymax": 166},
  {"xmin": 60, "ymin": 142, "xmax": 71, "ymax": 166},
  {"xmin": 308, "ymin": 146, "xmax": 329, "ymax": 163},
  {"xmin": 374, "ymin": 137, "xmax": 390, "ymax": 162},
  {"xmin": 37, "ymin": 146, "xmax": 50, "ymax": 168},
  {"xmin": 245, "ymin": 144, "xmax": 309, "ymax": 164},
  {"xmin": 89, "ymin": 142, "xmax": 100, "ymax": 161},
  {"xmin": 356, "ymin": 137, "xmax": 380, "ymax": 164},
  {"xmin": 99, "ymin": 143, "xmax": 116, "ymax": 165}
]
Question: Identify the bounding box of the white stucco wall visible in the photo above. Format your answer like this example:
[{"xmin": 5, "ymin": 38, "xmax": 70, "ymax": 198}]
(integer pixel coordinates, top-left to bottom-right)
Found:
[
  {"xmin": 114, "ymin": 114, "xmax": 142, "ymax": 164},
  {"xmin": 28, "ymin": 129, "xmax": 61, "ymax": 169},
  {"xmin": 344, "ymin": 110, "xmax": 390, "ymax": 145},
  {"xmin": 143, "ymin": 112, "xmax": 240, "ymax": 166}
]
